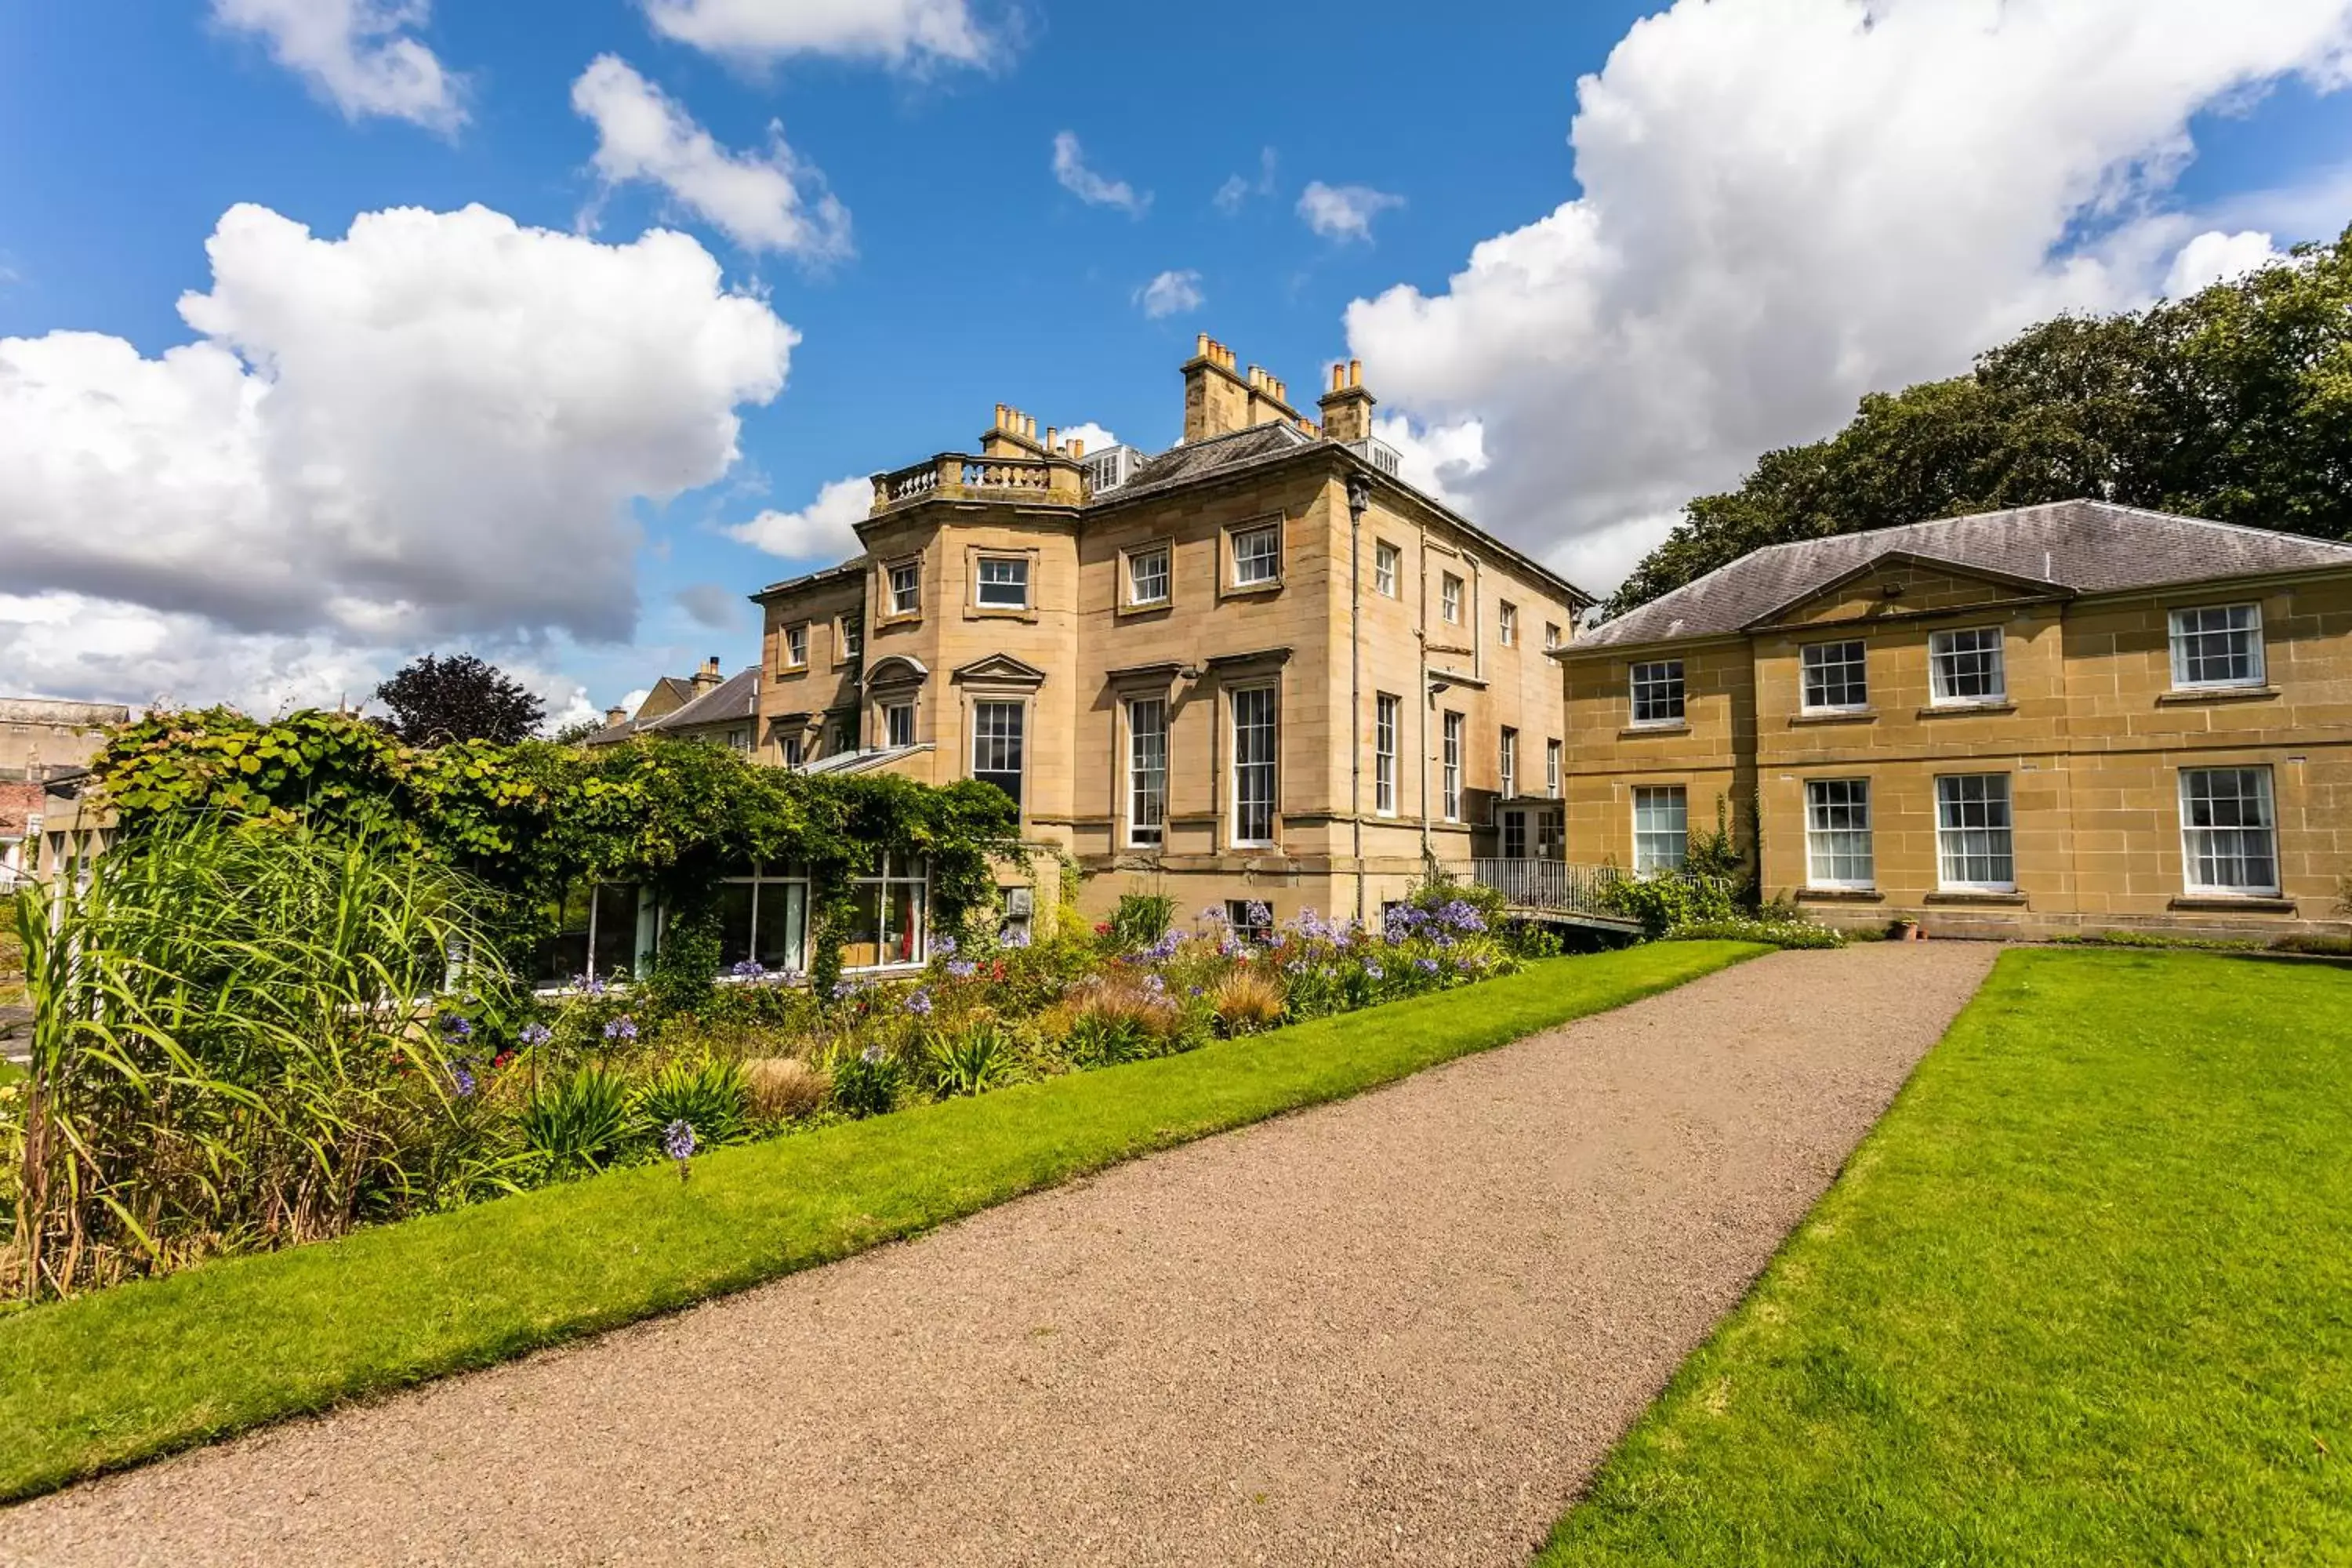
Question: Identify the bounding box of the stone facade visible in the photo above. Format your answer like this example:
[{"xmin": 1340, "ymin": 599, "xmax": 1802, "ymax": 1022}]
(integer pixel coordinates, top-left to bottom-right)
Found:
[
  {"xmin": 1563, "ymin": 514, "xmax": 2352, "ymax": 940},
  {"xmin": 0, "ymin": 697, "xmax": 129, "ymax": 782},
  {"xmin": 754, "ymin": 344, "xmax": 1593, "ymax": 926}
]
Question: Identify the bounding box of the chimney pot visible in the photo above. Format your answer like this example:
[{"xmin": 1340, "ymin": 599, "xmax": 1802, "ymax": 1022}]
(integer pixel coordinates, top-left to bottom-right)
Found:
[
  {"xmin": 1046, "ymin": 426, "xmax": 1058, "ymax": 449},
  {"xmin": 1071, "ymin": 437, "xmax": 1086, "ymax": 458},
  {"xmin": 1195, "ymin": 332, "xmax": 1210, "ymax": 358},
  {"xmin": 1349, "ymin": 358, "xmax": 1363, "ymax": 387}
]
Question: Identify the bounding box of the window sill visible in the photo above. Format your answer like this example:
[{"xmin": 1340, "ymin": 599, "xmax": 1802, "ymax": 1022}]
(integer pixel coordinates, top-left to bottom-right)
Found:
[
  {"xmin": 1925, "ymin": 890, "xmax": 2027, "ymax": 906},
  {"xmin": 2156, "ymin": 685, "xmax": 2279, "ymax": 706},
  {"xmin": 876, "ymin": 612, "xmax": 922, "ymax": 630},
  {"xmin": 968, "ymin": 605, "xmax": 1037, "ymax": 622},
  {"xmin": 1115, "ymin": 599, "xmax": 1173, "ymax": 619},
  {"xmin": 1789, "ymin": 709, "xmax": 1877, "ymax": 727},
  {"xmin": 2169, "ymin": 895, "xmax": 2295, "ymax": 913},
  {"xmin": 1220, "ymin": 579, "xmax": 1284, "ymax": 601},
  {"xmin": 1917, "ymin": 701, "xmax": 2015, "ymax": 718},
  {"xmin": 1798, "ymin": 887, "xmax": 1884, "ymax": 903},
  {"xmin": 1619, "ymin": 723, "xmax": 1690, "ymax": 739}
]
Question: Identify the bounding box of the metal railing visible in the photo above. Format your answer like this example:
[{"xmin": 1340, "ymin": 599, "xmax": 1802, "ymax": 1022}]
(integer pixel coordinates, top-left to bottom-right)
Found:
[
  {"xmin": 1471, "ymin": 858, "xmax": 1626, "ymax": 919},
  {"xmin": 1347, "ymin": 435, "xmax": 1403, "ymax": 477}
]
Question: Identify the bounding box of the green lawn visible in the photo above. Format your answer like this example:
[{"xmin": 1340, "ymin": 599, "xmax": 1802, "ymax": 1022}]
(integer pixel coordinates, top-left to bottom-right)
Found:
[
  {"xmin": 1539, "ymin": 948, "xmax": 2352, "ymax": 1566},
  {"xmin": 0, "ymin": 940, "xmax": 1760, "ymax": 1501}
]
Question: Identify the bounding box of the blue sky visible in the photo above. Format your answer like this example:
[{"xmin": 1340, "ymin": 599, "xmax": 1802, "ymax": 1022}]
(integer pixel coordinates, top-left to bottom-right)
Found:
[{"xmin": 4, "ymin": 1, "xmax": 2350, "ymax": 721}]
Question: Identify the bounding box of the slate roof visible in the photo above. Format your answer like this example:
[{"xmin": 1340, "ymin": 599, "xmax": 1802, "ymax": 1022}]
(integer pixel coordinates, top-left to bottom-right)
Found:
[
  {"xmin": 1577, "ymin": 500, "xmax": 2352, "ymax": 651},
  {"xmin": 586, "ymin": 666, "xmax": 760, "ymax": 745},
  {"xmin": 753, "ymin": 555, "xmax": 869, "ymax": 601},
  {"xmin": 1110, "ymin": 422, "xmax": 1314, "ymax": 499}
]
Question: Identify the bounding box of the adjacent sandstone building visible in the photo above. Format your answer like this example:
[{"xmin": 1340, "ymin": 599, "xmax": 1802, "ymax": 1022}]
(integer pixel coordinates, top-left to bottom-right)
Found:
[
  {"xmin": 1562, "ymin": 501, "xmax": 2352, "ymax": 940},
  {"xmin": 753, "ymin": 341, "xmax": 1594, "ymax": 932}
]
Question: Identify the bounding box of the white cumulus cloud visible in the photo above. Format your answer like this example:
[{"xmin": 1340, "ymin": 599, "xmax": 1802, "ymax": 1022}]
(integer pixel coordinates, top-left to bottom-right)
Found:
[
  {"xmin": 574, "ymin": 55, "xmax": 851, "ymax": 261},
  {"xmin": 637, "ymin": 0, "xmax": 1001, "ymax": 70},
  {"xmin": 1054, "ymin": 132, "xmax": 1150, "ymax": 217},
  {"xmin": 1136, "ymin": 269, "xmax": 1204, "ymax": 318},
  {"xmin": 1298, "ymin": 180, "xmax": 1403, "ymax": 243},
  {"xmin": 1058, "ymin": 420, "xmax": 1120, "ymax": 455},
  {"xmin": 725, "ymin": 475, "xmax": 871, "ymax": 561},
  {"xmin": 1345, "ymin": 0, "xmax": 2352, "ymax": 595},
  {"xmin": 1215, "ymin": 147, "xmax": 1279, "ymax": 214},
  {"xmin": 212, "ymin": 0, "xmax": 465, "ymax": 130},
  {"xmin": 2164, "ymin": 227, "xmax": 2286, "ymax": 296},
  {"xmin": 0, "ymin": 202, "xmax": 797, "ymax": 688}
]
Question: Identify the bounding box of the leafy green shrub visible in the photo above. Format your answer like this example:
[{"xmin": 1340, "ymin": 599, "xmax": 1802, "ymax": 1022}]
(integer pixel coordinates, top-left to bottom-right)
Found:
[
  {"xmin": 1668, "ymin": 916, "xmax": 1843, "ymax": 949},
  {"xmin": 926, "ymin": 1023, "xmax": 1016, "ymax": 1097},
  {"xmin": 1602, "ymin": 869, "xmax": 1740, "ymax": 938},
  {"xmin": 1066, "ymin": 1010, "xmax": 1150, "ymax": 1067},
  {"xmin": 519, "ymin": 1065, "xmax": 633, "ymax": 1174},
  {"xmin": 1107, "ymin": 892, "xmax": 1177, "ymax": 951},
  {"xmin": 630, "ymin": 1057, "xmax": 750, "ymax": 1148},
  {"xmin": 826, "ymin": 1042, "xmax": 903, "ymax": 1119}
]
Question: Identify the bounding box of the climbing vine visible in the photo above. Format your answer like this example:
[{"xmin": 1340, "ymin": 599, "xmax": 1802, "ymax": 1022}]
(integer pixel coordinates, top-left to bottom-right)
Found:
[{"xmin": 90, "ymin": 709, "xmax": 1026, "ymax": 981}]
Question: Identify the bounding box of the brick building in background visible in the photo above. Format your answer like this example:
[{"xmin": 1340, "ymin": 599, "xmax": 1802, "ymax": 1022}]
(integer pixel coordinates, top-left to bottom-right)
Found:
[
  {"xmin": 753, "ymin": 339, "xmax": 1594, "ymax": 946},
  {"xmin": 2, "ymin": 697, "xmax": 129, "ymax": 887}
]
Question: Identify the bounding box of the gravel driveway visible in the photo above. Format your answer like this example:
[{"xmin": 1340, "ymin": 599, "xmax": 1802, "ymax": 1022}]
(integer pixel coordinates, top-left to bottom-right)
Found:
[{"xmin": 0, "ymin": 941, "xmax": 1998, "ymax": 1567}]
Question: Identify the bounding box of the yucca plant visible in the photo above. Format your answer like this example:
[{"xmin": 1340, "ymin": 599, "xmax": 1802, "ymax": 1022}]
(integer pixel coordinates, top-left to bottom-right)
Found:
[{"xmin": 7, "ymin": 818, "xmax": 511, "ymax": 1298}]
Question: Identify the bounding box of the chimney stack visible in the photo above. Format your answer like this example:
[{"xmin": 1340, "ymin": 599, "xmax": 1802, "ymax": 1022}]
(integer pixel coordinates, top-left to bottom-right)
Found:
[
  {"xmin": 691, "ymin": 655, "xmax": 723, "ymax": 695},
  {"xmin": 1318, "ymin": 354, "xmax": 1377, "ymax": 445},
  {"xmin": 604, "ymin": 704, "xmax": 628, "ymax": 728}
]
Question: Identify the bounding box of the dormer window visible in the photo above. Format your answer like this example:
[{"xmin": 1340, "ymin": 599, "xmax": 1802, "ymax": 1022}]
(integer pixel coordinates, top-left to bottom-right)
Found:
[{"xmin": 977, "ymin": 556, "xmax": 1029, "ymax": 609}]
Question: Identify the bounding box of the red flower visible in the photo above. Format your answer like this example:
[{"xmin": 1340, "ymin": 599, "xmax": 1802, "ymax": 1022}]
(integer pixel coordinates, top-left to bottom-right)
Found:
[{"xmin": 1094, "ymin": 921, "xmax": 1112, "ymax": 936}]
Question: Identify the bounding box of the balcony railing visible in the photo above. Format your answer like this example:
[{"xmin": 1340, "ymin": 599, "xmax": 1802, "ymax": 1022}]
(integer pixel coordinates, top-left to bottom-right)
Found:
[
  {"xmin": 1347, "ymin": 435, "xmax": 1403, "ymax": 478},
  {"xmin": 1471, "ymin": 858, "xmax": 1629, "ymax": 922},
  {"xmin": 871, "ymin": 453, "xmax": 1087, "ymax": 514}
]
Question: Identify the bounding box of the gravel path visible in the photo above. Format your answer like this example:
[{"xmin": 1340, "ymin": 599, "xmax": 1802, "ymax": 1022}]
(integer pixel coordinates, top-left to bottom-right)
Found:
[{"xmin": 0, "ymin": 941, "xmax": 1999, "ymax": 1567}]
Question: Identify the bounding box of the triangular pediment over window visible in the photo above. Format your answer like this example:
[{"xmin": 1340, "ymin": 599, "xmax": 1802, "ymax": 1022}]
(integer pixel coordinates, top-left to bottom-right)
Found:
[
  {"xmin": 1744, "ymin": 550, "xmax": 2071, "ymax": 632},
  {"xmin": 949, "ymin": 652, "xmax": 1049, "ymax": 687}
]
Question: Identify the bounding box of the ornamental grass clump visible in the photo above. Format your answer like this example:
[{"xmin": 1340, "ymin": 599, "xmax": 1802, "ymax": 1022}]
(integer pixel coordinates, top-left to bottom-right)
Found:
[{"xmin": 6, "ymin": 820, "xmax": 515, "ymax": 1299}]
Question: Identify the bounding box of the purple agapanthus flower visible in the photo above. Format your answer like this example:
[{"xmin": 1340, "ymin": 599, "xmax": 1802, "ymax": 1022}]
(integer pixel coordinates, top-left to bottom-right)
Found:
[
  {"xmin": 935, "ymin": 934, "xmax": 958, "ymax": 958},
  {"xmin": 603, "ymin": 1015, "xmax": 638, "ymax": 1042},
  {"xmin": 662, "ymin": 1119, "xmax": 697, "ymax": 1161},
  {"xmin": 731, "ymin": 959, "xmax": 766, "ymax": 979},
  {"xmin": 450, "ymin": 1063, "xmax": 477, "ymax": 1097},
  {"xmin": 832, "ymin": 978, "xmax": 861, "ymax": 1001},
  {"xmin": 1416, "ymin": 957, "xmax": 1441, "ymax": 975},
  {"xmin": 439, "ymin": 1014, "xmax": 474, "ymax": 1040},
  {"xmin": 905, "ymin": 987, "xmax": 935, "ymax": 1017},
  {"xmin": 1144, "ymin": 973, "xmax": 1167, "ymax": 996},
  {"xmin": 1365, "ymin": 963, "xmax": 1384, "ymax": 981},
  {"xmin": 517, "ymin": 1022, "xmax": 552, "ymax": 1048},
  {"xmin": 946, "ymin": 958, "xmax": 978, "ymax": 980},
  {"xmin": 860, "ymin": 1043, "xmax": 886, "ymax": 1065},
  {"xmin": 577, "ymin": 974, "xmax": 608, "ymax": 998}
]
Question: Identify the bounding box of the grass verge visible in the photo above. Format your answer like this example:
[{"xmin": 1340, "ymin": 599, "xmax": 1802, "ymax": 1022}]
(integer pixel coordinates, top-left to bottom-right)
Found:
[
  {"xmin": 1537, "ymin": 947, "xmax": 2352, "ymax": 1566},
  {"xmin": 0, "ymin": 940, "xmax": 1760, "ymax": 1501}
]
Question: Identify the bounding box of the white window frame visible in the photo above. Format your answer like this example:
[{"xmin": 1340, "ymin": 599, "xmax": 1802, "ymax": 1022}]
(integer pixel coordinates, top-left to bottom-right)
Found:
[
  {"xmin": 781, "ymin": 734, "xmax": 804, "ymax": 769},
  {"xmin": 717, "ymin": 865, "xmax": 811, "ymax": 977},
  {"xmin": 2179, "ymin": 767, "xmax": 2279, "ymax": 897},
  {"xmin": 1499, "ymin": 727, "xmax": 1518, "ymax": 801},
  {"xmin": 1440, "ymin": 572, "xmax": 1464, "ymax": 626},
  {"xmin": 1441, "ymin": 710, "xmax": 1465, "ymax": 822},
  {"xmin": 1126, "ymin": 697, "xmax": 1167, "ymax": 849},
  {"xmin": 838, "ymin": 614, "xmax": 862, "ymax": 662},
  {"xmin": 1544, "ymin": 622, "xmax": 1563, "ymax": 652},
  {"xmin": 1545, "ymin": 738, "xmax": 1562, "ymax": 799},
  {"xmin": 1374, "ymin": 692, "xmax": 1399, "ymax": 816},
  {"xmin": 1499, "ymin": 601, "xmax": 1518, "ymax": 646},
  {"xmin": 1934, "ymin": 774, "xmax": 2016, "ymax": 892},
  {"xmin": 887, "ymin": 560, "xmax": 922, "ymax": 617},
  {"xmin": 884, "ymin": 700, "xmax": 916, "ymax": 749},
  {"xmin": 783, "ymin": 623, "xmax": 808, "ymax": 669},
  {"xmin": 1374, "ymin": 540, "xmax": 1400, "ymax": 598},
  {"xmin": 1126, "ymin": 544, "xmax": 1171, "ymax": 607},
  {"xmin": 1803, "ymin": 779, "xmax": 1875, "ymax": 891},
  {"xmin": 971, "ymin": 699, "xmax": 1025, "ymax": 811},
  {"xmin": 1801, "ymin": 639, "xmax": 1870, "ymax": 713},
  {"xmin": 1230, "ymin": 684, "xmax": 1279, "ymax": 847},
  {"xmin": 1629, "ymin": 659, "xmax": 1686, "ymax": 728},
  {"xmin": 975, "ymin": 555, "xmax": 1030, "ymax": 609},
  {"xmin": 2168, "ymin": 604, "xmax": 2266, "ymax": 691},
  {"xmin": 1929, "ymin": 626, "xmax": 2006, "ymax": 706},
  {"xmin": 1230, "ymin": 522, "xmax": 1283, "ymax": 588},
  {"xmin": 1632, "ymin": 786, "xmax": 1688, "ymax": 874},
  {"xmin": 844, "ymin": 852, "xmax": 930, "ymax": 972}
]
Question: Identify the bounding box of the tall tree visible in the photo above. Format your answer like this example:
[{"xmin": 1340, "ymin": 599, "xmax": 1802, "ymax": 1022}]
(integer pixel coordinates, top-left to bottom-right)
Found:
[
  {"xmin": 1609, "ymin": 224, "xmax": 2352, "ymax": 615},
  {"xmin": 374, "ymin": 653, "xmax": 546, "ymax": 746}
]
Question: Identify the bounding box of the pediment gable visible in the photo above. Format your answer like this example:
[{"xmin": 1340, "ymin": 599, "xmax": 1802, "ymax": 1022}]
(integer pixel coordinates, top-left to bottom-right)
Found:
[
  {"xmin": 1745, "ymin": 550, "xmax": 2067, "ymax": 631},
  {"xmin": 949, "ymin": 652, "xmax": 1050, "ymax": 687}
]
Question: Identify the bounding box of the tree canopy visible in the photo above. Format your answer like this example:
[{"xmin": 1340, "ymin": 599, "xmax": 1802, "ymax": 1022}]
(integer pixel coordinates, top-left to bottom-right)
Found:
[
  {"xmin": 1609, "ymin": 223, "xmax": 2352, "ymax": 615},
  {"xmin": 374, "ymin": 653, "xmax": 546, "ymax": 746}
]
